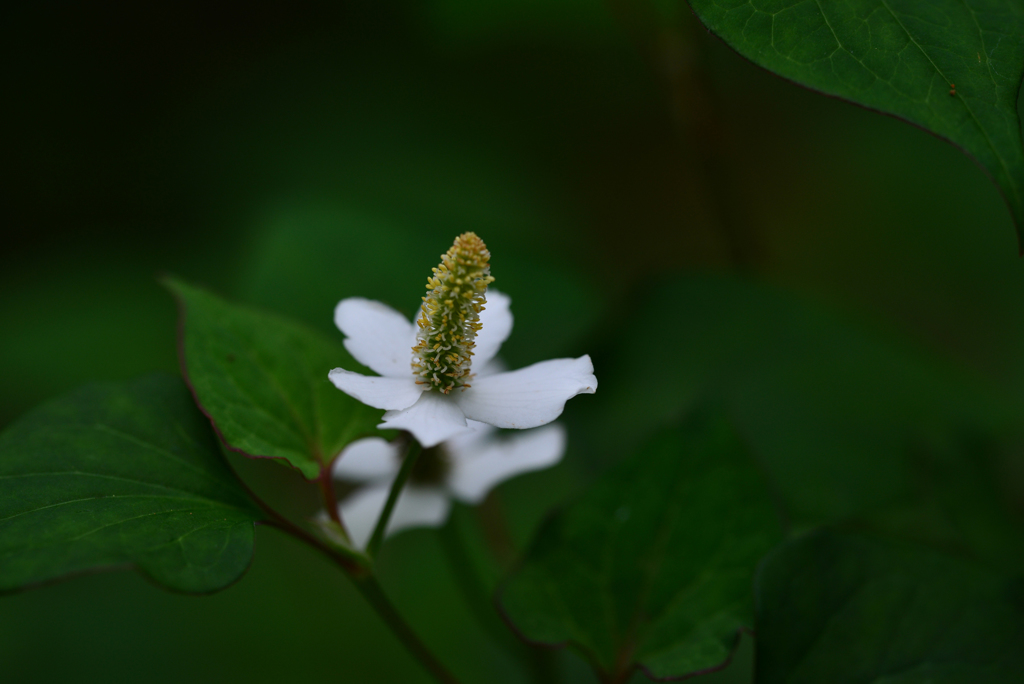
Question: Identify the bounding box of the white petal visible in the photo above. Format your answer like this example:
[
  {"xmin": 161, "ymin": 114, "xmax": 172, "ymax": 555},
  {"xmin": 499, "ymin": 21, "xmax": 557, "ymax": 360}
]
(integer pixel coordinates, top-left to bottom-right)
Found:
[
  {"xmin": 331, "ymin": 437, "xmax": 401, "ymax": 482},
  {"xmin": 443, "ymin": 419, "xmax": 497, "ymax": 454},
  {"xmin": 454, "ymin": 355, "xmax": 597, "ymax": 429},
  {"xmin": 386, "ymin": 486, "xmax": 452, "ymax": 537},
  {"xmin": 338, "ymin": 483, "xmax": 391, "ymax": 550},
  {"xmin": 447, "ymin": 423, "xmax": 566, "ymax": 504},
  {"xmin": 466, "ymin": 419, "xmax": 494, "ymax": 432},
  {"xmin": 473, "ymin": 289, "xmax": 513, "ymax": 370},
  {"xmin": 339, "ymin": 483, "xmax": 451, "ymax": 550},
  {"xmin": 334, "ymin": 298, "xmax": 416, "ymax": 378},
  {"xmin": 378, "ymin": 391, "xmax": 472, "ymax": 448},
  {"xmin": 328, "ymin": 368, "xmax": 424, "ymax": 410}
]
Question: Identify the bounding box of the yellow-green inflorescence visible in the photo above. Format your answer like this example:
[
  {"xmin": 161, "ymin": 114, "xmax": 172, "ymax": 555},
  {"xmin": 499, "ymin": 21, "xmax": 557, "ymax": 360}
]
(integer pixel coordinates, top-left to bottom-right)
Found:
[{"xmin": 412, "ymin": 232, "xmax": 495, "ymax": 394}]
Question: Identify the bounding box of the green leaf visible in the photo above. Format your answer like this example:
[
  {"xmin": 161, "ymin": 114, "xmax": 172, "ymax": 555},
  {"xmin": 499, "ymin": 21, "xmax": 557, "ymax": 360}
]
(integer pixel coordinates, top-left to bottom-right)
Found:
[
  {"xmin": 688, "ymin": 0, "xmax": 1024, "ymax": 241},
  {"xmin": 499, "ymin": 410, "xmax": 784, "ymax": 681},
  {"xmin": 0, "ymin": 374, "xmax": 263, "ymax": 594},
  {"xmin": 755, "ymin": 530, "xmax": 1024, "ymax": 683},
  {"xmin": 166, "ymin": 278, "xmax": 382, "ymax": 480}
]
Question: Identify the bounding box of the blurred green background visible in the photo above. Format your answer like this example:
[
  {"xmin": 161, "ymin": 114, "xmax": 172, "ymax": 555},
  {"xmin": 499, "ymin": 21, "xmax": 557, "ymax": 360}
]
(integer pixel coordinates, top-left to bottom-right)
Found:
[{"xmin": 3, "ymin": 1, "xmax": 1024, "ymax": 682}]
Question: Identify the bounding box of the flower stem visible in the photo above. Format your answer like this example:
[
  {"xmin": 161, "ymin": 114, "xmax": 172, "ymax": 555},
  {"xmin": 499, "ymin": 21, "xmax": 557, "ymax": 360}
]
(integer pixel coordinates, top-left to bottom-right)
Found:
[
  {"xmin": 351, "ymin": 574, "xmax": 464, "ymax": 684},
  {"xmin": 258, "ymin": 515, "xmax": 463, "ymax": 684},
  {"xmin": 219, "ymin": 442, "xmax": 459, "ymax": 683},
  {"xmin": 366, "ymin": 437, "xmax": 422, "ymax": 558}
]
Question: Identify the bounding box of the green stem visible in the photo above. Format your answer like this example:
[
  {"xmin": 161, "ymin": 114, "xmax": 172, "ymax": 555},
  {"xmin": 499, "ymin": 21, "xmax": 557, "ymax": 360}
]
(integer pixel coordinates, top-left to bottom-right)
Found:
[
  {"xmin": 260, "ymin": 510, "xmax": 465, "ymax": 684},
  {"xmin": 218, "ymin": 444, "xmax": 365, "ymax": 569},
  {"xmin": 351, "ymin": 574, "xmax": 464, "ymax": 684},
  {"xmin": 258, "ymin": 516, "xmax": 464, "ymax": 684},
  {"xmin": 318, "ymin": 467, "xmax": 347, "ymax": 531},
  {"xmin": 222, "ymin": 445, "xmax": 460, "ymax": 684},
  {"xmin": 261, "ymin": 513, "xmax": 368, "ymax": 575},
  {"xmin": 367, "ymin": 438, "xmax": 422, "ymax": 558}
]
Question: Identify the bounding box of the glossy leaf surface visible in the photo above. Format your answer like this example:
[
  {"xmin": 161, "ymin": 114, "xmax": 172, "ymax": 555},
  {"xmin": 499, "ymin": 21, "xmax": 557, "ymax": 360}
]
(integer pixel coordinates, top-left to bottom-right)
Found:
[
  {"xmin": 756, "ymin": 530, "xmax": 1024, "ymax": 683},
  {"xmin": 167, "ymin": 278, "xmax": 382, "ymax": 480},
  {"xmin": 500, "ymin": 411, "xmax": 783, "ymax": 681},
  {"xmin": 689, "ymin": 0, "xmax": 1024, "ymax": 239},
  {"xmin": 0, "ymin": 375, "xmax": 262, "ymax": 594}
]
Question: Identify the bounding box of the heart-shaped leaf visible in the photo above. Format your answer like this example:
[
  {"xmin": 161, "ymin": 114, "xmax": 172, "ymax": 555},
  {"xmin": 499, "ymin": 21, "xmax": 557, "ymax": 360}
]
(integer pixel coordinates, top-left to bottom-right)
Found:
[
  {"xmin": 0, "ymin": 374, "xmax": 263, "ymax": 594},
  {"xmin": 166, "ymin": 278, "xmax": 382, "ymax": 480},
  {"xmin": 499, "ymin": 410, "xmax": 783, "ymax": 681},
  {"xmin": 689, "ymin": 0, "xmax": 1024, "ymax": 242},
  {"xmin": 755, "ymin": 529, "xmax": 1024, "ymax": 683}
]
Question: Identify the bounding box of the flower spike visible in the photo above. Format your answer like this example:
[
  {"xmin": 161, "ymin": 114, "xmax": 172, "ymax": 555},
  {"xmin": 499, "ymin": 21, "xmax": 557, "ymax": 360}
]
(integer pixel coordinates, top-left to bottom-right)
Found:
[
  {"xmin": 330, "ymin": 231, "xmax": 595, "ymax": 449},
  {"xmin": 412, "ymin": 232, "xmax": 495, "ymax": 394}
]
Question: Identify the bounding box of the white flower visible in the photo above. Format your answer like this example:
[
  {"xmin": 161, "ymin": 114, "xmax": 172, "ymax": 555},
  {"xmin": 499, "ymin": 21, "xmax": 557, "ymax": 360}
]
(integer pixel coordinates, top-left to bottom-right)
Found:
[
  {"xmin": 331, "ymin": 421, "xmax": 566, "ymax": 549},
  {"xmin": 328, "ymin": 288, "xmax": 597, "ymax": 447}
]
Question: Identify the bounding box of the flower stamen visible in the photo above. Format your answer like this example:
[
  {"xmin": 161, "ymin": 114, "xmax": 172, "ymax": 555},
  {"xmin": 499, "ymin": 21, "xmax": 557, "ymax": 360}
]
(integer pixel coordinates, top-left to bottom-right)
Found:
[{"xmin": 411, "ymin": 232, "xmax": 495, "ymax": 394}]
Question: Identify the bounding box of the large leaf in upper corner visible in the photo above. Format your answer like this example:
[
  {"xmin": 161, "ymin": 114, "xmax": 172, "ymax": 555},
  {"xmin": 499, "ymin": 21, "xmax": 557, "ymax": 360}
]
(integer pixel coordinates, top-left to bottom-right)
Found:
[
  {"xmin": 499, "ymin": 411, "xmax": 783, "ymax": 681},
  {"xmin": 688, "ymin": 0, "xmax": 1024, "ymax": 241},
  {"xmin": 755, "ymin": 529, "xmax": 1024, "ymax": 683},
  {"xmin": 0, "ymin": 375, "xmax": 263, "ymax": 594},
  {"xmin": 166, "ymin": 278, "xmax": 382, "ymax": 480}
]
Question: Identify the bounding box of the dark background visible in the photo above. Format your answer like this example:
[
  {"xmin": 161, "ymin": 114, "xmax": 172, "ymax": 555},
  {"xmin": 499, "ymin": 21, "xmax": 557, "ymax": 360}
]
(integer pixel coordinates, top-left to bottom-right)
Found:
[{"xmin": 3, "ymin": 2, "xmax": 1023, "ymax": 682}]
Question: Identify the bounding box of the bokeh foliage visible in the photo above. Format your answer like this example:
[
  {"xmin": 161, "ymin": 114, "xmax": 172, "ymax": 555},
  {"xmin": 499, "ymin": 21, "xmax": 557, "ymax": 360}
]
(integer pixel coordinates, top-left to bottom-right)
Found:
[
  {"xmin": 3, "ymin": 1, "xmax": 1024, "ymax": 683},
  {"xmin": 755, "ymin": 530, "xmax": 1024, "ymax": 683}
]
